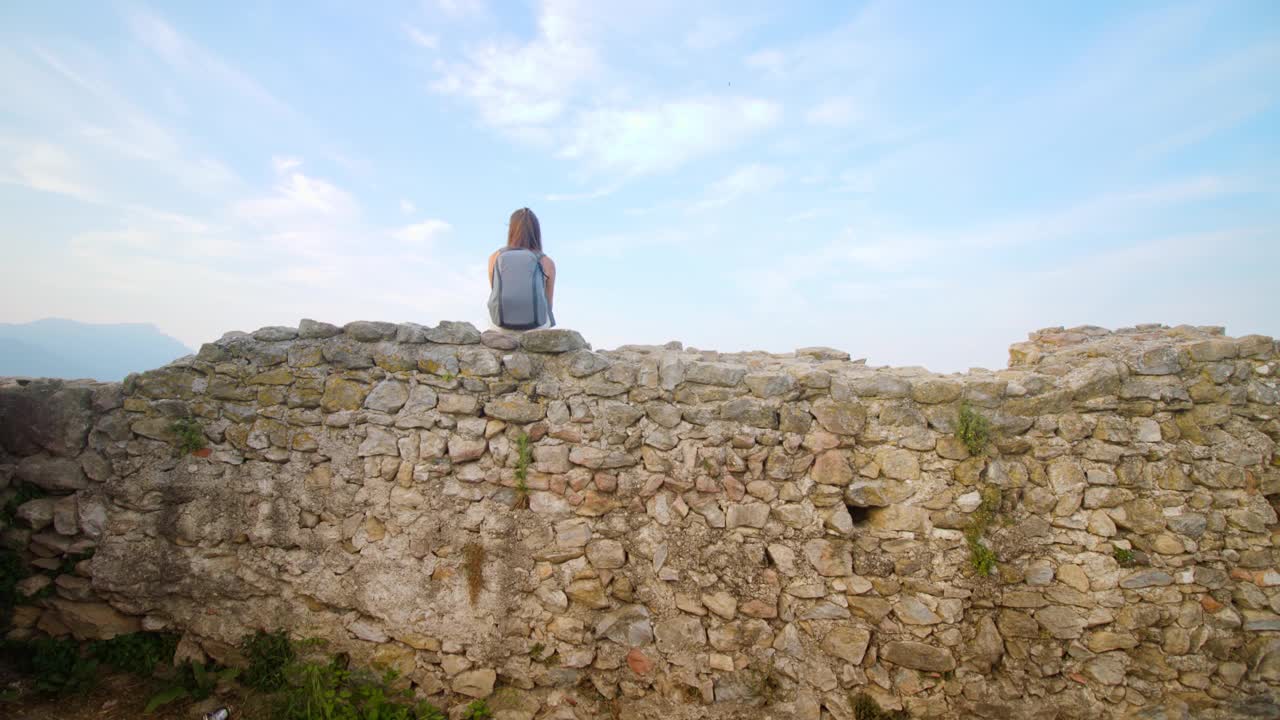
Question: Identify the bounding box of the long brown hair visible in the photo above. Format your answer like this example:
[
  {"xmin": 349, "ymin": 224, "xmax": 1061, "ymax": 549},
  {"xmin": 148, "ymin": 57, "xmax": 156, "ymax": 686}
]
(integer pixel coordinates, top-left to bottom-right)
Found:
[{"xmin": 507, "ymin": 207, "xmax": 542, "ymax": 251}]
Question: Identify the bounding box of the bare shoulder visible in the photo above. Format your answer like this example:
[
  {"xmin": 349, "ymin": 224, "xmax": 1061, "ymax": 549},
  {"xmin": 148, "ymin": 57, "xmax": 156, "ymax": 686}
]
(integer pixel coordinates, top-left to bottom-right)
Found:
[{"xmin": 541, "ymin": 255, "xmax": 556, "ymax": 273}]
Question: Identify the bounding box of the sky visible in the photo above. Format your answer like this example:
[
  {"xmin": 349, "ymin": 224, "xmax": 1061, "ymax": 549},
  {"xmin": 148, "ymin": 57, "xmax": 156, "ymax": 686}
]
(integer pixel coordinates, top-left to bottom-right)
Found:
[{"xmin": 0, "ymin": 0, "xmax": 1277, "ymax": 372}]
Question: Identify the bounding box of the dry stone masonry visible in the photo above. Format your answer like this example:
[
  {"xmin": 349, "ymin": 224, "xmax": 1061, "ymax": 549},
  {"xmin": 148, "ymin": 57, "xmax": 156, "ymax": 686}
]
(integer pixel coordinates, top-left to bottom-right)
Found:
[{"xmin": 2, "ymin": 320, "xmax": 1279, "ymax": 719}]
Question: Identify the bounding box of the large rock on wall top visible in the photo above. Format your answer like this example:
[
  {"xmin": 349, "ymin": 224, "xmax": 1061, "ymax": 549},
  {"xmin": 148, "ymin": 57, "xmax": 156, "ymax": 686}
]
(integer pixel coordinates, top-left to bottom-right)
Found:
[{"xmin": 0, "ymin": 378, "xmax": 115, "ymax": 457}]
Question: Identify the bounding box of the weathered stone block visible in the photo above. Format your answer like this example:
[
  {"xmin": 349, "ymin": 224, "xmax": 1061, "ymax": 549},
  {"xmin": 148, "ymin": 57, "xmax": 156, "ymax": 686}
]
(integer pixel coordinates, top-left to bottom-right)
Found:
[
  {"xmin": 484, "ymin": 397, "xmax": 545, "ymax": 423},
  {"xmin": 16, "ymin": 455, "xmax": 87, "ymax": 492},
  {"xmin": 321, "ymin": 377, "xmax": 370, "ymax": 412},
  {"xmin": 810, "ymin": 399, "xmax": 867, "ymax": 436},
  {"xmin": 520, "ymin": 329, "xmax": 587, "ymax": 353},
  {"xmin": 804, "ymin": 539, "xmax": 851, "ymax": 576},
  {"xmin": 881, "ymin": 641, "xmax": 955, "ymax": 672}
]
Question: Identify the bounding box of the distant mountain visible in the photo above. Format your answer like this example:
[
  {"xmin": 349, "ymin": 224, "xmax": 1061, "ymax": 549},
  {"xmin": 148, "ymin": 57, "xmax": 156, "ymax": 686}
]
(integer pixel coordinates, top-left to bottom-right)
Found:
[{"xmin": 0, "ymin": 318, "xmax": 193, "ymax": 381}]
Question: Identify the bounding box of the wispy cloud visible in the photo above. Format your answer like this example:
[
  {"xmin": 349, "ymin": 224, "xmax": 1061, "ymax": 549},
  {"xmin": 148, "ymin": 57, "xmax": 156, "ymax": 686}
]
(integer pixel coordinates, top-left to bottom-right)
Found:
[
  {"xmin": 561, "ymin": 97, "xmax": 781, "ymax": 177},
  {"xmin": 433, "ymin": 0, "xmax": 487, "ymax": 19},
  {"xmin": 0, "ymin": 138, "xmax": 99, "ymax": 202},
  {"xmin": 744, "ymin": 49, "xmax": 785, "ymax": 76},
  {"xmin": 3, "ymin": 43, "xmax": 239, "ymax": 193},
  {"xmin": 35, "ymin": 154, "xmax": 479, "ymax": 347},
  {"xmin": 684, "ymin": 15, "xmax": 760, "ymax": 51},
  {"xmin": 806, "ymin": 96, "xmax": 861, "ymax": 127},
  {"xmin": 271, "ymin": 156, "xmax": 303, "ymax": 173},
  {"xmin": 544, "ymin": 183, "xmax": 621, "ymax": 202},
  {"xmin": 393, "ymin": 218, "xmax": 452, "ymax": 245},
  {"xmin": 126, "ymin": 7, "xmax": 293, "ymax": 116},
  {"xmin": 403, "ymin": 25, "xmax": 439, "ymax": 50},
  {"xmin": 833, "ymin": 169, "xmax": 875, "ymax": 194},
  {"xmin": 431, "ymin": 1, "xmax": 599, "ymax": 132},
  {"xmin": 428, "ymin": 1, "xmax": 786, "ymax": 179},
  {"xmin": 688, "ymin": 163, "xmax": 784, "ymax": 212},
  {"xmin": 560, "ymin": 224, "xmax": 709, "ymax": 260},
  {"xmin": 740, "ymin": 174, "xmax": 1253, "ymax": 303},
  {"xmin": 235, "ymin": 162, "xmax": 359, "ymax": 226}
]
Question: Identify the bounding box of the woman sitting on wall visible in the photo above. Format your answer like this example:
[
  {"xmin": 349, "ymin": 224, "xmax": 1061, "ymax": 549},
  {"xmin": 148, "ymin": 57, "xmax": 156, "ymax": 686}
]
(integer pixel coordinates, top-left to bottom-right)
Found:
[{"xmin": 488, "ymin": 207, "xmax": 556, "ymax": 330}]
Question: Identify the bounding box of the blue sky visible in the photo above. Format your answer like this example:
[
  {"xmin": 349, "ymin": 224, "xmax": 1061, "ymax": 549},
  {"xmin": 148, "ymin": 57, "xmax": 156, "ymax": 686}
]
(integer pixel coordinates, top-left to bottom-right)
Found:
[{"xmin": 1, "ymin": 1, "xmax": 1277, "ymax": 371}]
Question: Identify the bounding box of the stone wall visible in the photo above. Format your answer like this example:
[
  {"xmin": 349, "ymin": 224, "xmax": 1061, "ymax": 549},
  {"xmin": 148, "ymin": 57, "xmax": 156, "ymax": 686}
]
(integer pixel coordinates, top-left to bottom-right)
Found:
[{"xmin": 2, "ymin": 319, "xmax": 1279, "ymax": 719}]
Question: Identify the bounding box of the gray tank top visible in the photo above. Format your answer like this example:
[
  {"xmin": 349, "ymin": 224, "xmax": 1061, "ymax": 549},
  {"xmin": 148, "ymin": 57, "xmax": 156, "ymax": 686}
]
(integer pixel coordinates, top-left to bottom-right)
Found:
[{"xmin": 488, "ymin": 248, "xmax": 554, "ymax": 330}]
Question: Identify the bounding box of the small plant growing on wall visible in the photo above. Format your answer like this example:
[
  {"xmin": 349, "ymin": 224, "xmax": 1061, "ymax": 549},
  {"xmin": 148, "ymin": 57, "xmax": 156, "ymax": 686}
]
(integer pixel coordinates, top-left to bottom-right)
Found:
[
  {"xmin": 1113, "ymin": 546, "xmax": 1136, "ymax": 567},
  {"xmin": 956, "ymin": 402, "xmax": 991, "ymax": 456},
  {"xmin": 169, "ymin": 417, "xmax": 207, "ymax": 456},
  {"xmin": 967, "ymin": 537, "xmax": 998, "ymax": 576},
  {"xmin": 964, "ymin": 485, "xmax": 1001, "ymax": 577},
  {"xmin": 513, "ymin": 432, "xmax": 532, "ymax": 508}
]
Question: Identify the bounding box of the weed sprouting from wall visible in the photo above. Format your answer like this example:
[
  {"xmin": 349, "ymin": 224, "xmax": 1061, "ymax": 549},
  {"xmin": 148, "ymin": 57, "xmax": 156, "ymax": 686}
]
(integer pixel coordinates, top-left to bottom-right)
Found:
[
  {"xmin": 965, "ymin": 485, "xmax": 1002, "ymax": 577},
  {"xmin": 169, "ymin": 417, "xmax": 207, "ymax": 455},
  {"xmin": 514, "ymin": 432, "xmax": 532, "ymax": 507},
  {"xmin": 956, "ymin": 402, "xmax": 991, "ymax": 456},
  {"xmin": 1113, "ymin": 546, "xmax": 1136, "ymax": 567}
]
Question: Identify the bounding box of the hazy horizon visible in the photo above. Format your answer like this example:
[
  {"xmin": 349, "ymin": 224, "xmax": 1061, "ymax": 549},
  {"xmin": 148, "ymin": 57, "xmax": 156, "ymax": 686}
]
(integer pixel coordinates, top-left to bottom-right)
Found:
[{"xmin": 0, "ymin": 317, "xmax": 193, "ymax": 381}]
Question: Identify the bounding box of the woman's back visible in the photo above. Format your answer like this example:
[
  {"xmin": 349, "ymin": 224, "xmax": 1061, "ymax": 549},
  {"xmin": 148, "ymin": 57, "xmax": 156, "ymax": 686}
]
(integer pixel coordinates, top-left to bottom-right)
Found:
[{"xmin": 488, "ymin": 208, "xmax": 556, "ymax": 330}]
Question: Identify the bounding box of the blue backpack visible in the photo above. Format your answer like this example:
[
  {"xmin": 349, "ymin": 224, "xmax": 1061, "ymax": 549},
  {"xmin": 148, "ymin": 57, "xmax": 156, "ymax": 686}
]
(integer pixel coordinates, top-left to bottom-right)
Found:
[{"xmin": 488, "ymin": 248, "xmax": 555, "ymax": 330}]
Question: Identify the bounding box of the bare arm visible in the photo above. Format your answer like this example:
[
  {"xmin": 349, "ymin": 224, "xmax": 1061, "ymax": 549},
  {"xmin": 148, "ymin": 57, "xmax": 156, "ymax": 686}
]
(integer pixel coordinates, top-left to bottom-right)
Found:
[
  {"xmin": 541, "ymin": 255, "xmax": 556, "ymax": 309},
  {"xmin": 487, "ymin": 251, "xmax": 498, "ymax": 288}
]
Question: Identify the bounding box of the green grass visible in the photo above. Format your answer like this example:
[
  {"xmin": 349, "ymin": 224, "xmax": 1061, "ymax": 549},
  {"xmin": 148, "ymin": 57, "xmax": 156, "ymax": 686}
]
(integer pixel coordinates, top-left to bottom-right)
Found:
[
  {"xmin": 170, "ymin": 417, "xmax": 207, "ymax": 455},
  {"xmin": 146, "ymin": 661, "xmax": 240, "ymax": 713},
  {"xmin": 955, "ymin": 402, "xmax": 991, "ymax": 456},
  {"xmin": 90, "ymin": 631, "xmax": 178, "ymax": 677},
  {"xmin": 966, "ymin": 539, "xmax": 998, "ymax": 576},
  {"xmin": 4, "ymin": 627, "xmax": 450, "ymax": 719},
  {"xmin": 278, "ymin": 663, "xmax": 440, "ymax": 720},
  {"xmin": 513, "ymin": 432, "xmax": 532, "ymax": 503},
  {"xmin": 237, "ymin": 632, "xmax": 447, "ymax": 719},
  {"xmin": 461, "ymin": 700, "xmax": 492, "ymax": 720},
  {"xmin": 241, "ymin": 630, "xmax": 295, "ymax": 692},
  {"xmin": 1, "ymin": 632, "xmax": 175, "ymax": 700},
  {"xmin": 1113, "ymin": 547, "xmax": 1136, "ymax": 567},
  {"xmin": 964, "ymin": 486, "xmax": 1002, "ymax": 577},
  {"xmin": 0, "ymin": 636, "xmax": 99, "ymax": 695}
]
